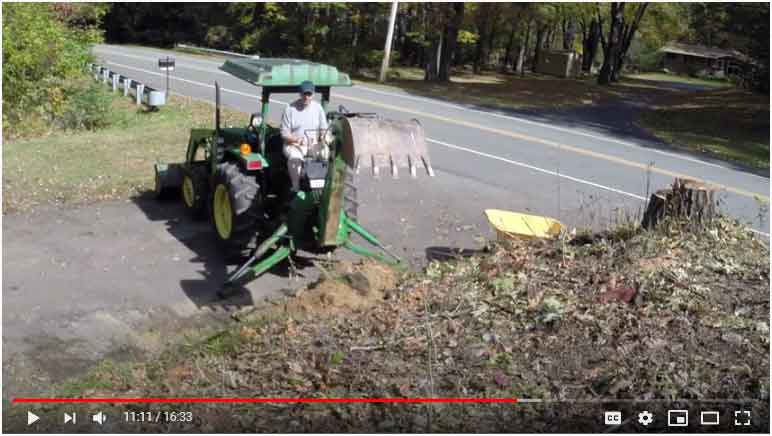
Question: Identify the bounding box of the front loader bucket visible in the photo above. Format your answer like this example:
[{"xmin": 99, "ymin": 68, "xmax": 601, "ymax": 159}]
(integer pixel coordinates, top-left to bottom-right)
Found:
[
  {"xmin": 154, "ymin": 162, "xmax": 183, "ymax": 199},
  {"xmin": 339, "ymin": 117, "xmax": 434, "ymax": 178}
]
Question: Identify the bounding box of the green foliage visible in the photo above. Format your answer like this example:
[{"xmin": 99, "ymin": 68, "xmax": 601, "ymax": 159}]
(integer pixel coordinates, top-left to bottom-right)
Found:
[
  {"xmin": 3, "ymin": 3, "xmax": 105, "ymax": 138},
  {"xmin": 329, "ymin": 350, "xmax": 346, "ymax": 366},
  {"xmin": 457, "ymin": 30, "xmax": 479, "ymax": 46},
  {"xmin": 97, "ymin": 2, "xmax": 768, "ymax": 89},
  {"xmin": 60, "ymin": 80, "xmax": 114, "ymax": 131}
]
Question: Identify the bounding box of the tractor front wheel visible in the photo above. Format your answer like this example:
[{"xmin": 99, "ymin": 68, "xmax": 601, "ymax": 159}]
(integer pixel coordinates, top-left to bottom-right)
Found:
[
  {"xmin": 182, "ymin": 165, "xmax": 209, "ymax": 218},
  {"xmin": 210, "ymin": 162, "xmax": 264, "ymax": 258}
]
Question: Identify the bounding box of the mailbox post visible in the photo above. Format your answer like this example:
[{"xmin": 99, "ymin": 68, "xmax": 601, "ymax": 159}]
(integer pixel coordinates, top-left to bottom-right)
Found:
[{"xmin": 158, "ymin": 57, "xmax": 175, "ymax": 95}]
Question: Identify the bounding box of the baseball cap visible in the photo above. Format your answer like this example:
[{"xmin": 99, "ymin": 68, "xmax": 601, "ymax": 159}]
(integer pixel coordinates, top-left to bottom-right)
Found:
[{"xmin": 300, "ymin": 80, "xmax": 315, "ymax": 94}]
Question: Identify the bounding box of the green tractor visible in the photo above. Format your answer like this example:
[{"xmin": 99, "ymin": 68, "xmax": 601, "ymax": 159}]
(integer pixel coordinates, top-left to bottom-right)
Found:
[{"xmin": 154, "ymin": 58, "xmax": 433, "ymax": 286}]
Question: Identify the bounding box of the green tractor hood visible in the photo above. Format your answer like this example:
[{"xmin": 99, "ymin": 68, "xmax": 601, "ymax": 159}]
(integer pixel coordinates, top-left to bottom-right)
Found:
[{"xmin": 220, "ymin": 58, "xmax": 352, "ymax": 88}]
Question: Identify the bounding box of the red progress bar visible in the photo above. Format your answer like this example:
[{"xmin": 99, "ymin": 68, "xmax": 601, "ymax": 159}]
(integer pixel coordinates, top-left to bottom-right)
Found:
[{"xmin": 14, "ymin": 397, "xmax": 518, "ymax": 404}]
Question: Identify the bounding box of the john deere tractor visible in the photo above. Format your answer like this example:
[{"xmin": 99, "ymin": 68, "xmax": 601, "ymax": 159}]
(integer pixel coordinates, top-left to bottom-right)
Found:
[{"xmin": 154, "ymin": 58, "xmax": 433, "ymax": 286}]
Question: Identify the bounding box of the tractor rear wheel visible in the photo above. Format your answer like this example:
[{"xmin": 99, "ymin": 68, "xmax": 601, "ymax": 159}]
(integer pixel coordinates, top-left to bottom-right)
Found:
[
  {"xmin": 210, "ymin": 162, "xmax": 264, "ymax": 258},
  {"xmin": 182, "ymin": 165, "xmax": 209, "ymax": 218}
]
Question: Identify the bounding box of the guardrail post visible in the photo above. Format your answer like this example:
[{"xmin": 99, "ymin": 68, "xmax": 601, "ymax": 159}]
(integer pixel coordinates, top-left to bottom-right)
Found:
[
  {"xmin": 102, "ymin": 68, "xmax": 109, "ymax": 83},
  {"xmin": 136, "ymin": 83, "xmax": 144, "ymax": 105},
  {"xmin": 112, "ymin": 74, "xmax": 118, "ymax": 92},
  {"xmin": 124, "ymin": 78, "xmax": 130, "ymax": 96}
]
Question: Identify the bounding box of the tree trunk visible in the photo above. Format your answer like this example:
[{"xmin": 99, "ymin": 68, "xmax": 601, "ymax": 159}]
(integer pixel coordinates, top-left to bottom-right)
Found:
[
  {"xmin": 611, "ymin": 24, "xmax": 629, "ymax": 82},
  {"xmin": 438, "ymin": 2, "xmax": 464, "ymax": 82},
  {"xmin": 515, "ymin": 42, "xmax": 526, "ymax": 74},
  {"xmin": 396, "ymin": 10, "xmax": 406, "ymax": 59},
  {"xmin": 486, "ymin": 14, "xmax": 499, "ymax": 67},
  {"xmin": 642, "ymin": 179, "xmax": 717, "ymax": 230},
  {"xmin": 503, "ymin": 27, "xmax": 515, "ymax": 70},
  {"xmin": 613, "ymin": 3, "xmax": 649, "ymax": 81},
  {"xmin": 582, "ymin": 19, "xmax": 600, "ymax": 72},
  {"xmin": 520, "ymin": 20, "xmax": 531, "ymax": 76},
  {"xmin": 562, "ymin": 17, "xmax": 576, "ymax": 50},
  {"xmin": 473, "ymin": 4, "xmax": 491, "ymax": 74},
  {"xmin": 545, "ymin": 27, "xmax": 554, "ymax": 50},
  {"xmin": 597, "ymin": 3, "xmax": 625, "ymax": 85},
  {"xmin": 425, "ymin": 35, "xmax": 441, "ymax": 81},
  {"xmin": 534, "ymin": 25, "xmax": 547, "ymax": 72},
  {"xmin": 350, "ymin": 10, "xmax": 359, "ymax": 71}
]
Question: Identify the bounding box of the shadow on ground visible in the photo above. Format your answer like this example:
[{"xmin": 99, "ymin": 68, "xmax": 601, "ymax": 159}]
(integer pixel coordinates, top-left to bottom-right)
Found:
[
  {"xmin": 130, "ymin": 191, "xmax": 255, "ymax": 309},
  {"xmin": 130, "ymin": 190, "xmax": 323, "ymax": 310}
]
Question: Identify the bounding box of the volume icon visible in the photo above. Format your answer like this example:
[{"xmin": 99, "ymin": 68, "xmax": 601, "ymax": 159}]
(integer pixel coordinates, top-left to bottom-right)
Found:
[{"xmin": 92, "ymin": 411, "xmax": 106, "ymax": 425}]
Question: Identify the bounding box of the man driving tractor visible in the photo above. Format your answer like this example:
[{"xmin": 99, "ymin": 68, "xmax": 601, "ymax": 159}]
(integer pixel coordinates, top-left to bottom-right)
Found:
[{"xmin": 280, "ymin": 80, "xmax": 328, "ymax": 192}]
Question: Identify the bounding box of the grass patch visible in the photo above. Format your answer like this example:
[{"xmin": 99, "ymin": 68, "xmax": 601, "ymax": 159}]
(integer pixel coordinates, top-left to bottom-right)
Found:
[
  {"xmin": 58, "ymin": 359, "xmax": 134, "ymax": 397},
  {"xmin": 2, "ymin": 91, "xmax": 248, "ymax": 214},
  {"xmin": 637, "ymin": 88, "xmax": 770, "ymax": 169},
  {"xmin": 356, "ymin": 66, "xmax": 618, "ymax": 110},
  {"xmin": 355, "ymin": 67, "xmax": 727, "ymax": 111},
  {"xmin": 627, "ymin": 72, "xmax": 731, "ymax": 89}
]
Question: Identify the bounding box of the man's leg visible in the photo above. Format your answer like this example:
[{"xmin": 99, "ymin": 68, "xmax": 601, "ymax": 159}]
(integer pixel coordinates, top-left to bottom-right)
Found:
[
  {"xmin": 287, "ymin": 158, "xmax": 303, "ymax": 192},
  {"xmin": 283, "ymin": 145, "xmax": 304, "ymax": 193}
]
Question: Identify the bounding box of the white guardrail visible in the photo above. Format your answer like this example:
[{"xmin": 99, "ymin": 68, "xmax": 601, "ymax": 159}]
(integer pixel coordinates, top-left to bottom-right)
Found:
[
  {"xmin": 176, "ymin": 43, "xmax": 259, "ymax": 59},
  {"xmin": 89, "ymin": 63, "xmax": 166, "ymax": 108}
]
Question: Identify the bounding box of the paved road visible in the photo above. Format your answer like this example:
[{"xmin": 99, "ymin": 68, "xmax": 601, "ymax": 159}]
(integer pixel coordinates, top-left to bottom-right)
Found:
[
  {"xmin": 93, "ymin": 45, "xmax": 769, "ymax": 233},
  {"xmin": 3, "ymin": 44, "xmax": 768, "ymax": 409}
]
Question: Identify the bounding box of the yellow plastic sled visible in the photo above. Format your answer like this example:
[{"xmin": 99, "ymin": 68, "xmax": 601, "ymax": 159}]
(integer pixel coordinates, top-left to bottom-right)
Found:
[{"xmin": 484, "ymin": 209, "xmax": 563, "ymax": 241}]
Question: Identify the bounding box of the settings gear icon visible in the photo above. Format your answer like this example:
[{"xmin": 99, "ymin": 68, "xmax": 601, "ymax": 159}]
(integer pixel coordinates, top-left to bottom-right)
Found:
[{"xmin": 638, "ymin": 411, "xmax": 654, "ymax": 426}]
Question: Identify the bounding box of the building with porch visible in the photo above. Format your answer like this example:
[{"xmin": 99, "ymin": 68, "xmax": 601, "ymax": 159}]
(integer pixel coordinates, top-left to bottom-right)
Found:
[{"xmin": 659, "ymin": 42, "xmax": 750, "ymax": 78}]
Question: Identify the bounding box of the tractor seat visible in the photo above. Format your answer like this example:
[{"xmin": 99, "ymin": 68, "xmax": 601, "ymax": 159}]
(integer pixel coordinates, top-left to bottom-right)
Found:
[{"xmin": 265, "ymin": 133, "xmax": 284, "ymax": 155}]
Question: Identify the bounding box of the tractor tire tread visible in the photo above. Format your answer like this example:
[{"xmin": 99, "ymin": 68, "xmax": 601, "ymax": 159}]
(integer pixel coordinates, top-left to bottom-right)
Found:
[{"xmin": 211, "ymin": 162, "xmax": 264, "ymax": 258}]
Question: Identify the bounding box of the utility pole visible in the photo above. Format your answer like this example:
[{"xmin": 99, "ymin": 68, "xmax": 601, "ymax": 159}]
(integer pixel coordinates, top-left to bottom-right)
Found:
[{"xmin": 379, "ymin": 0, "xmax": 399, "ymax": 83}]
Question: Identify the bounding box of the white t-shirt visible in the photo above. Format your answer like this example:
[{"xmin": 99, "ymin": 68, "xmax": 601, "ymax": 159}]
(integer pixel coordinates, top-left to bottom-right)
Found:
[{"xmin": 280, "ymin": 99, "xmax": 328, "ymax": 143}]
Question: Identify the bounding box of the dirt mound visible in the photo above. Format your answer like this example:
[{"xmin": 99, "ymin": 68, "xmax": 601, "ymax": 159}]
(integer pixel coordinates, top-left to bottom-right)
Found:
[{"xmin": 289, "ymin": 260, "xmax": 401, "ymax": 314}]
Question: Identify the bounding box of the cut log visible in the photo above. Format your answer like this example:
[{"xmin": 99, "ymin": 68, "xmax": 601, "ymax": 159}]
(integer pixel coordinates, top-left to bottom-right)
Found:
[{"xmin": 641, "ymin": 178, "xmax": 717, "ymax": 230}]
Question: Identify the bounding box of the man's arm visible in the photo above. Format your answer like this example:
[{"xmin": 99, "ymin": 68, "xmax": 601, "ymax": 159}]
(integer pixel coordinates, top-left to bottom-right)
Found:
[
  {"xmin": 281, "ymin": 106, "xmax": 299, "ymax": 144},
  {"xmin": 318, "ymin": 103, "xmax": 329, "ymax": 131}
]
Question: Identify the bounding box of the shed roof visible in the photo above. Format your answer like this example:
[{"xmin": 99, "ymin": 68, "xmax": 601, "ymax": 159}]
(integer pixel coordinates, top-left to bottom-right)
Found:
[{"xmin": 660, "ymin": 42, "xmax": 750, "ymax": 63}]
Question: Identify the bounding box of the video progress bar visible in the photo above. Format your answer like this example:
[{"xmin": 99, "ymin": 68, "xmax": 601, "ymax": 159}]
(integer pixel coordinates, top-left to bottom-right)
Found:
[{"xmin": 13, "ymin": 397, "xmax": 523, "ymax": 404}]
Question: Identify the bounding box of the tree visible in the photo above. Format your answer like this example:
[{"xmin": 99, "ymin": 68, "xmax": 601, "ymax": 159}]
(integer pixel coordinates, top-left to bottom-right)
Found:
[
  {"xmin": 576, "ymin": 3, "xmax": 602, "ymax": 72},
  {"xmin": 530, "ymin": 4, "xmax": 559, "ymax": 72},
  {"xmin": 515, "ymin": 20, "xmax": 532, "ymax": 75},
  {"xmin": 596, "ymin": 2, "xmax": 650, "ymax": 84},
  {"xmin": 597, "ymin": 2, "xmax": 625, "ymax": 85},
  {"xmin": 613, "ymin": 3, "xmax": 649, "ymax": 79},
  {"xmin": 3, "ymin": 3, "xmax": 106, "ymax": 136},
  {"xmin": 472, "ymin": 3, "xmax": 494, "ymax": 74},
  {"xmin": 500, "ymin": 4, "xmax": 528, "ymax": 71},
  {"xmin": 438, "ymin": 3, "xmax": 465, "ymax": 81}
]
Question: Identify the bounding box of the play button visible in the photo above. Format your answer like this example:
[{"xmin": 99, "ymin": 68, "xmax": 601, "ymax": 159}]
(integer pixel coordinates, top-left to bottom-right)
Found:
[{"xmin": 27, "ymin": 411, "xmax": 39, "ymax": 425}]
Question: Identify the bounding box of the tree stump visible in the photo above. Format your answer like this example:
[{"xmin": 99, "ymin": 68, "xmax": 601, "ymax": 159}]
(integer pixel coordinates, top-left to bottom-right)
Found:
[{"xmin": 641, "ymin": 178, "xmax": 717, "ymax": 229}]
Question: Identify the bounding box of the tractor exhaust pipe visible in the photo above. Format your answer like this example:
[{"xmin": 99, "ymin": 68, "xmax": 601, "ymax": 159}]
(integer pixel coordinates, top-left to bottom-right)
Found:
[{"xmin": 215, "ymin": 81, "xmax": 221, "ymax": 134}]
